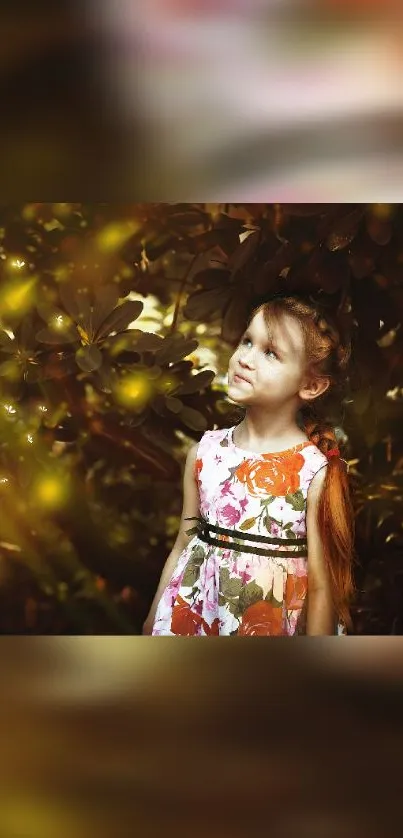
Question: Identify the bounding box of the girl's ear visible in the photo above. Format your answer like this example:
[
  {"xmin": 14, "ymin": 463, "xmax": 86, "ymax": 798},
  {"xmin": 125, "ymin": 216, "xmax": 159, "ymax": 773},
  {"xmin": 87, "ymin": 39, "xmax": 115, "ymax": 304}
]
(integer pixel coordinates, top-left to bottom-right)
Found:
[{"xmin": 299, "ymin": 375, "xmax": 330, "ymax": 403}]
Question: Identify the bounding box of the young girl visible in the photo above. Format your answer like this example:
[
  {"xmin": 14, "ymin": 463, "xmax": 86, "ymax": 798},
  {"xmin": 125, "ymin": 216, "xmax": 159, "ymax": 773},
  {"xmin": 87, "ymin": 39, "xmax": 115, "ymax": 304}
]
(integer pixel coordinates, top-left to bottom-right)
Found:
[{"xmin": 143, "ymin": 295, "xmax": 355, "ymax": 636}]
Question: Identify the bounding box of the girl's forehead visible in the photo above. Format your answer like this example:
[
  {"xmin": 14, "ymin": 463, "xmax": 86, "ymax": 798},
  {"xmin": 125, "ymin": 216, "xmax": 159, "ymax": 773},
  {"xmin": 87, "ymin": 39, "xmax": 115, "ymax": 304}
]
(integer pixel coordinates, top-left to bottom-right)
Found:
[{"xmin": 248, "ymin": 309, "xmax": 304, "ymax": 357}]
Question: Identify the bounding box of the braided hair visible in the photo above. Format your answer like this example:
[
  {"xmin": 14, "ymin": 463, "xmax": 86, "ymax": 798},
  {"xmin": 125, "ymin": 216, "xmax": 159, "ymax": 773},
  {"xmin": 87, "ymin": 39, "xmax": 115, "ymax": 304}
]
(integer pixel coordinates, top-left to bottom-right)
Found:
[{"xmin": 248, "ymin": 296, "xmax": 355, "ymax": 632}]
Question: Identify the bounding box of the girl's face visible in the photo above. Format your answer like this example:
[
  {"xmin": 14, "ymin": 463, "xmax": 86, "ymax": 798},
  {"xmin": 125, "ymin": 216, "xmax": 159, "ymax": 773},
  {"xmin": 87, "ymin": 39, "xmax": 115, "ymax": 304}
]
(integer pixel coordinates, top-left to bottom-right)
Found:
[{"xmin": 227, "ymin": 309, "xmax": 308, "ymax": 410}]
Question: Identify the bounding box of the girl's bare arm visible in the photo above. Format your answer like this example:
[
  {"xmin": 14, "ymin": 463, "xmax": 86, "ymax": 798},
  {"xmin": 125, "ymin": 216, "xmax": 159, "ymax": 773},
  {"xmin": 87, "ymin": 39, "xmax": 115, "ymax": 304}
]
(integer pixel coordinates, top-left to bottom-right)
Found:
[{"xmin": 142, "ymin": 442, "xmax": 200, "ymax": 633}]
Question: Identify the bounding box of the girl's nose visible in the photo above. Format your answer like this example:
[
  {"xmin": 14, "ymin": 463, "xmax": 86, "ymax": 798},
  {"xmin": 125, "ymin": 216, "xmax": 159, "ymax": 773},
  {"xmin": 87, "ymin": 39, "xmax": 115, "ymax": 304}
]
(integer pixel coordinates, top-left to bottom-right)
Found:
[{"xmin": 239, "ymin": 350, "xmax": 255, "ymax": 369}]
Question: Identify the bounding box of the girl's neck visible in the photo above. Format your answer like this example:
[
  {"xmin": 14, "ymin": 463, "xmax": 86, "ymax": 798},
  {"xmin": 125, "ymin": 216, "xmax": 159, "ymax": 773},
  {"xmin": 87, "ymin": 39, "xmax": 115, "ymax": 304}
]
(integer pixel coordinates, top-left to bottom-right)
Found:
[{"xmin": 235, "ymin": 412, "xmax": 309, "ymax": 449}]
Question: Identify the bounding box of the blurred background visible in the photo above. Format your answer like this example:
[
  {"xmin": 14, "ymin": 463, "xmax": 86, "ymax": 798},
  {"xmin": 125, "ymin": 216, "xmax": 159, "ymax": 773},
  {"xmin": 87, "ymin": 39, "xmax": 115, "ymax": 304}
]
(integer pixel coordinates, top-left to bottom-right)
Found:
[
  {"xmin": 1, "ymin": 0, "xmax": 403, "ymax": 196},
  {"xmin": 0, "ymin": 202, "xmax": 403, "ymax": 635}
]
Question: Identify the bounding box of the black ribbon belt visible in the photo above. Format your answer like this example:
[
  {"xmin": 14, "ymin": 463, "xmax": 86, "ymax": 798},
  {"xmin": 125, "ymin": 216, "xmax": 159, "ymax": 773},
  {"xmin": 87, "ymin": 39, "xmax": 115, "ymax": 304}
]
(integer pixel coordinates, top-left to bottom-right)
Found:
[{"xmin": 184, "ymin": 515, "xmax": 308, "ymax": 558}]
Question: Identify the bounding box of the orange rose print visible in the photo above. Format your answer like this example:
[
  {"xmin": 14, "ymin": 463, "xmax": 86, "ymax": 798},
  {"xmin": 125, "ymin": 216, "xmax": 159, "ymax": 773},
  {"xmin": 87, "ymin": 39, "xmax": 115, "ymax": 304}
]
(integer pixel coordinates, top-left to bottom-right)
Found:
[
  {"xmin": 234, "ymin": 452, "xmax": 304, "ymax": 498},
  {"xmin": 285, "ymin": 574, "xmax": 307, "ymax": 610},
  {"xmin": 202, "ymin": 616, "xmax": 220, "ymax": 635},
  {"xmin": 238, "ymin": 600, "xmax": 284, "ymax": 636},
  {"xmin": 171, "ymin": 595, "xmax": 203, "ymax": 635}
]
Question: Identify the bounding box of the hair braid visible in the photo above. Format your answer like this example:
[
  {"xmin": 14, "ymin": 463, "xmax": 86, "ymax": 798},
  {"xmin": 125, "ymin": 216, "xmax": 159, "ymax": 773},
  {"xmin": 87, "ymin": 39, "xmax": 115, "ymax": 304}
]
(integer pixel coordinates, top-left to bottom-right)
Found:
[{"xmin": 303, "ymin": 417, "xmax": 338, "ymax": 455}]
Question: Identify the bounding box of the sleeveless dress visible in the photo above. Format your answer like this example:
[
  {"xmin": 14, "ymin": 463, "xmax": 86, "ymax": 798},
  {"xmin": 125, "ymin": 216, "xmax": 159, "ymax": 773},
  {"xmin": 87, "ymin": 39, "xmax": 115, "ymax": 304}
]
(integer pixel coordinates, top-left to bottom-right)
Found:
[{"xmin": 152, "ymin": 425, "xmax": 347, "ymax": 636}]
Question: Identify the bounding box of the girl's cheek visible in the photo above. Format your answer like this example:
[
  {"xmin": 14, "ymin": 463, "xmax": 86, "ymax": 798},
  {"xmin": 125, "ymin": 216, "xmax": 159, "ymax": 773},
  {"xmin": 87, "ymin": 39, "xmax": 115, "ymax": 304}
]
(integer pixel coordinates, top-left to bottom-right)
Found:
[{"xmin": 229, "ymin": 351, "xmax": 238, "ymax": 366}]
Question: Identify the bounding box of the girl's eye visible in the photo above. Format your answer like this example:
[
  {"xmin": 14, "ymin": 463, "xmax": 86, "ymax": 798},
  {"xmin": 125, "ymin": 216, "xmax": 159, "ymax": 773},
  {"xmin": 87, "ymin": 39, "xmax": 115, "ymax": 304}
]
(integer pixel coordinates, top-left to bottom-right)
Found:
[{"xmin": 240, "ymin": 337, "xmax": 278, "ymax": 359}]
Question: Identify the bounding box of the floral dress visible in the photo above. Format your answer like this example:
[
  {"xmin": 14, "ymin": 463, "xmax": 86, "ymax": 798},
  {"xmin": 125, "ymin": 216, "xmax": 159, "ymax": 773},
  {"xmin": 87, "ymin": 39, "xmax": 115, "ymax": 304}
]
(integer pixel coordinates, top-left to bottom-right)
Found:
[{"xmin": 152, "ymin": 425, "xmax": 346, "ymax": 636}]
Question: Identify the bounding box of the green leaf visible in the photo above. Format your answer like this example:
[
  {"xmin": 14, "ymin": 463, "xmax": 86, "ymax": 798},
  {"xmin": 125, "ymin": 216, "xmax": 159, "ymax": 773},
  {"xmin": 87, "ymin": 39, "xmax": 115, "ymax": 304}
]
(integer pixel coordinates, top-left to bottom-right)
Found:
[
  {"xmin": 263, "ymin": 514, "xmax": 272, "ymax": 531},
  {"xmin": 181, "ymin": 545, "xmax": 205, "ymax": 586},
  {"xmin": 36, "ymin": 326, "xmax": 78, "ymax": 345},
  {"xmin": 183, "ymin": 287, "xmax": 232, "ymax": 321},
  {"xmin": 220, "ymin": 568, "xmax": 242, "ymax": 598},
  {"xmin": 174, "ymin": 369, "xmax": 215, "ymax": 395},
  {"xmin": 220, "ymin": 567, "xmax": 230, "ymax": 588},
  {"xmin": 227, "ymin": 598, "xmax": 241, "ymax": 617},
  {"xmin": 25, "ymin": 363, "xmax": 43, "ymax": 383},
  {"xmin": 228, "ymin": 230, "xmax": 260, "ymax": 275},
  {"xmin": 128, "ymin": 330, "xmax": 164, "ymax": 351},
  {"xmin": 96, "ymin": 300, "xmax": 144, "ymax": 339},
  {"xmin": 238, "ymin": 581, "xmax": 264, "ymax": 612},
  {"xmin": 156, "ymin": 336, "xmax": 199, "ymax": 366},
  {"xmin": 165, "ymin": 396, "xmax": 183, "ymax": 414},
  {"xmin": 0, "ymin": 360, "xmax": 20, "ymax": 377},
  {"xmin": 146, "ymin": 366, "xmax": 162, "ymax": 381},
  {"xmin": 192, "ymin": 268, "xmax": 230, "ymax": 290},
  {"xmin": 239, "ymin": 517, "xmax": 256, "ymax": 531},
  {"xmin": 91, "ymin": 285, "xmax": 121, "ymax": 333},
  {"xmin": 59, "ymin": 284, "xmax": 92, "ymax": 323},
  {"xmin": 180, "ymin": 406, "xmax": 207, "ymax": 432},
  {"xmin": 145, "ymin": 235, "xmax": 177, "ymax": 261},
  {"xmin": 151, "ymin": 395, "xmax": 168, "ymax": 417},
  {"xmin": 285, "ymin": 490, "xmax": 305, "ymax": 512},
  {"xmin": 0, "ymin": 331, "xmax": 15, "ymax": 353},
  {"xmin": 263, "ymin": 514, "xmax": 282, "ymax": 530},
  {"xmin": 182, "ymin": 565, "xmax": 200, "ymax": 588},
  {"xmin": 75, "ymin": 345, "xmax": 103, "ymax": 372},
  {"xmin": 224, "ymin": 577, "xmax": 243, "ymax": 598},
  {"xmin": 222, "ymin": 295, "xmax": 252, "ymax": 344},
  {"xmin": 168, "ymin": 210, "xmax": 207, "ymax": 227},
  {"xmin": 191, "ymin": 545, "xmax": 206, "ymax": 563}
]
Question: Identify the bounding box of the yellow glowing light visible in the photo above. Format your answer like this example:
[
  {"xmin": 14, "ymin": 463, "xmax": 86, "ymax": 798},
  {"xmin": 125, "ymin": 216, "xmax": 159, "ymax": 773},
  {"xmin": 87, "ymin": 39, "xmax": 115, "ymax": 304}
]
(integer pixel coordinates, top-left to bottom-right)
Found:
[
  {"xmin": 370, "ymin": 204, "xmax": 394, "ymax": 221},
  {"xmin": 0, "ymin": 277, "xmax": 37, "ymax": 316},
  {"xmin": 54, "ymin": 265, "xmax": 70, "ymax": 283},
  {"xmin": 51, "ymin": 313, "xmax": 73, "ymax": 332},
  {"xmin": 34, "ymin": 475, "xmax": 69, "ymax": 509},
  {"xmin": 206, "ymin": 203, "xmax": 222, "ymax": 222},
  {"xmin": 3, "ymin": 403, "xmax": 16, "ymax": 415},
  {"xmin": 52, "ymin": 202, "xmax": 72, "ymax": 217},
  {"xmin": 109, "ymin": 335, "xmax": 127, "ymax": 357},
  {"xmin": 96, "ymin": 220, "xmax": 142, "ymax": 255},
  {"xmin": 0, "ymin": 360, "xmax": 20, "ymax": 381},
  {"xmin": 11, "ymin": 259, "xmax": 25, "ymax": 269},
  {"xmin": 22, "ymin": 204, "xmax": 38, "ymax": 222},
  {"xmin": 157, "ymin": 373, "xmax": 179, "ymax": 394},
  {"xmin": 114, "ymin": 373, "xmax": 152, "ymax": 408}
]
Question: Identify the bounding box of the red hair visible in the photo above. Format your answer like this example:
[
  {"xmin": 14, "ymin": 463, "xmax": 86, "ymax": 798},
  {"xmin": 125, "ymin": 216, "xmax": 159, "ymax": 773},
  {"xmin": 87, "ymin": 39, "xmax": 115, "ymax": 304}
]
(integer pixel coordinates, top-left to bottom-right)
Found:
[{"xmin": 248, "ymin": 296, "xmax": 356, "ymax": 631}]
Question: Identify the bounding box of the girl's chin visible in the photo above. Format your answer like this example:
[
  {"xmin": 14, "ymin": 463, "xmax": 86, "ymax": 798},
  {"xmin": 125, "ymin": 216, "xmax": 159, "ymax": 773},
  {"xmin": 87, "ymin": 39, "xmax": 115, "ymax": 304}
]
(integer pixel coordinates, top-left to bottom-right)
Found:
[{"xmin": 227, "ymin": 392, "xmax": 248, "ymax": 405}]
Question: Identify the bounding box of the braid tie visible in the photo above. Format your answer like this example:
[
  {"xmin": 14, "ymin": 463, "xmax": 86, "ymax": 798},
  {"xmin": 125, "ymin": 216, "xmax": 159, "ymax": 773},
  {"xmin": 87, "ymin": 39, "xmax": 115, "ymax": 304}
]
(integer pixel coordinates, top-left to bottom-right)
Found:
[{"xmin": 304, "ymin": 418, "xmax": 349, "ymax": 471}]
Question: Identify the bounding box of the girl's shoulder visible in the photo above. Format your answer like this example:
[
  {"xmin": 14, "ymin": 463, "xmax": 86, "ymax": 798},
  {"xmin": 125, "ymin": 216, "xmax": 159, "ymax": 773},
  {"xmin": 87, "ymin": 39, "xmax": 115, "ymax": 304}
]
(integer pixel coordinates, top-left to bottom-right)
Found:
[
  {"xmin": 196, "ymin": 426, "xmax": 230, "ymax": 453},
  {"xmin": 301, "ymin": 442, "xmax": 329, "ymax": 477}
]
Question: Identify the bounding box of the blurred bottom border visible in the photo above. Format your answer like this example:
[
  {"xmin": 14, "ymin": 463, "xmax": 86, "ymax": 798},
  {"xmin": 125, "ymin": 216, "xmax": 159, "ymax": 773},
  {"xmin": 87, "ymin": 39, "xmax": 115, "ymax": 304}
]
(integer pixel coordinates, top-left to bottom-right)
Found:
[{"xmin": 0, "ymin": 638, "xmax": 402, "ymax": 837}]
